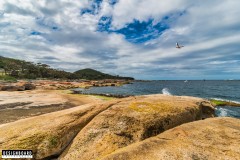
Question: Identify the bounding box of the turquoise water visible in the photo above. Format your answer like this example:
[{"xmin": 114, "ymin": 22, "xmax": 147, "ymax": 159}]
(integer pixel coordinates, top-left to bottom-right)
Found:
[{"xmin": 74, "ymin": 80, "xmax": 240, "ymax": 118}]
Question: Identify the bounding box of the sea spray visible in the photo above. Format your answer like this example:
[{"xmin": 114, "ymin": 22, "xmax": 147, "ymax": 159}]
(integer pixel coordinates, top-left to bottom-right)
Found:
[
  {"xmin": 215, "ymin": 106, "xmax": 240, "ymax": 118},
  {"xmin": 162, "ymin": 88, "xmax": 172, "ymax": 95},
  {"xmin": 216, "ymin": 107, "xmax": 228, "ymax": 117}
]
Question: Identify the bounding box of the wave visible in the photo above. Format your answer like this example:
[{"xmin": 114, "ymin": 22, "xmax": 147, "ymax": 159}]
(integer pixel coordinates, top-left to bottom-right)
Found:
[
  {"xmin": 162, "ymin": 88, "xmax": 172, "ymax": 95},
  {"xmin": 216, "ymin": 107, "xmax": 228, "ymax": 117},
  {"xmin": 211, "ymin": 98, "xmax": 240, "ymax": 104},
  {"xmin": 215, "ymin": 106, "xmax": 240, "ymax": 118}
]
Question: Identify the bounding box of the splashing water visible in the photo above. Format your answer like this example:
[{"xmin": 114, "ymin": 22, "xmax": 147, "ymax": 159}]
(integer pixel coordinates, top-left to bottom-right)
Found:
[
  {"xmin": 162, "ymin": 88, "xmax": 172, "ymax": 95},
  {"xmin": 217, "ymin": 108, "xmax": 228, "ymax": 117},
  {"xmin": 215, "ymin": 106, "xmax": 240, "ymax": 118}
]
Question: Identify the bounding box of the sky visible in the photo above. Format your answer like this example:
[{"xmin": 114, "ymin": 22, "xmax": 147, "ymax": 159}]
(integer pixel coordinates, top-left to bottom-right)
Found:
[{"xmin": 0, "ymin": 0, "xmax": 240, "ymax": 80}]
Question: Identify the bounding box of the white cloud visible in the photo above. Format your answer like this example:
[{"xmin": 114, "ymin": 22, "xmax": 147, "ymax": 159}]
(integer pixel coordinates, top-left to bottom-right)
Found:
[
  {"xmin": 0, "ymin": 0, "xmax": 240, "ymax": 79},
  {"xmin": 111, "ymin": 0, "xmax": 190, "ymax": 29}
]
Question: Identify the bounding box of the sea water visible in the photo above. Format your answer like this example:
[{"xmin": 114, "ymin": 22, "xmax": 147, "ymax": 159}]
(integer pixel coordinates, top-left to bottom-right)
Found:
[{"xmin": 74, "ymin": 80, "xmax": 240, "ymax": 118}]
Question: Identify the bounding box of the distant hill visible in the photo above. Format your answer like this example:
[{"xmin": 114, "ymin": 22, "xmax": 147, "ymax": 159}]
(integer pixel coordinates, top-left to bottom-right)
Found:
[
  {"xmin": 0, "ymin": 56, "xmax": 134, "ymax": 80},
  {"xmin": 74, "ymin": 68, "xmax": 134, "ymax": 80},
  {"xmin": 0, "ymin": 56, "xmax": 72, "ymax": 79}
]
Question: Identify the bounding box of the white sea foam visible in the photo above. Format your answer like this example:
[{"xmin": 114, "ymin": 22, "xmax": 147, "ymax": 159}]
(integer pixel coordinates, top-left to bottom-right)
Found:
[
  {"xmin": 217, "ymin": 108, "xmax": 228, "ymax": 117},
  {"xmin": 162, "ymin": 88, "xmax": 172, "ymax": 95}
]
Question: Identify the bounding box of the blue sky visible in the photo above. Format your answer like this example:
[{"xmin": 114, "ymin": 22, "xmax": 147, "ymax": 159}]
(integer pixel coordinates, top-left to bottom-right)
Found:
[{"xmin": 0, "ymin": 0, "xmax": 240, "ymax": 80}]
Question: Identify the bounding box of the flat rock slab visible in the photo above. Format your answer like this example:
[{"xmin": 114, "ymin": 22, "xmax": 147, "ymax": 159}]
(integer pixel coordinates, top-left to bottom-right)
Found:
[
  {"xmin": 102, "ymin": 117, "xmax": 240, "ymax": 160},
  {"xmin": 0, "ymin": 90, "xmax": 68, "ymax": 108},
  {"xmin": 0, "ymin": 90, "xmax": 105, "ymax": 124}
]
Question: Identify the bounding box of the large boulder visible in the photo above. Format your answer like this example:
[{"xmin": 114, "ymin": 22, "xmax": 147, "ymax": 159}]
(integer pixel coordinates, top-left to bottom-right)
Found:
[
  {"xmin": 199, "ymin": 100, "xmax": 216, "ymax": 118},
  {"xmin": 0, "ymin": 100, "xmax": 120, "ymax": 159},
  {"xmin": 23, "ymin": 83, "xmax": 36, "ymax": 90},
  {"xmin": 60, "ymin": 95, "xmax": 213, "ymax": 160},
  {"xmin": 102, "ymin": 117, "xmax": 240, "ymax": 160}
]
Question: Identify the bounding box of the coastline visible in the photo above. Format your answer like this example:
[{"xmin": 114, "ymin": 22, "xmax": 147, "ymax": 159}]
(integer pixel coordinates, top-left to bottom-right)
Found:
[
  {"xmin": 1, "ymin": 79, "xmax": 240, "ymax": 125},
  {"xmin": 0, "ymin": 83, "xmax": 240, "ymax": 159},
  {"xmin": 0, "ymin": 92, "xmax": 239, "ymax": 159}
]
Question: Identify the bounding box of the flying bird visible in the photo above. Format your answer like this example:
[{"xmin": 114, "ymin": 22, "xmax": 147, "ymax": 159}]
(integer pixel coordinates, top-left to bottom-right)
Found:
[{"xmin": 176, "ymin": 42, "xmax": 184, "ymax": 49}]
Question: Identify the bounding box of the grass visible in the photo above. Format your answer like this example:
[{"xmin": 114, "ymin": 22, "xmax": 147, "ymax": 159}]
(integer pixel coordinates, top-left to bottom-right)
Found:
[{"xmin": 0, "ymin": 75, "xmax": 17, "ymax": 82}]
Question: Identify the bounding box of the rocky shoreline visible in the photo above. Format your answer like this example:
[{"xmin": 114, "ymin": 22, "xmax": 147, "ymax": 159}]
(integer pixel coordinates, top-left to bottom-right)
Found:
[
  {"xmin": 0, "ymin": 79, "xmax": 132, "ymax": 91},
  {"xmin": 0, "ymin": 80, "xmax": 239, "ymax": 159},
  {"xmin": 0, "ymin": 93, "xmax": 239, "ymax": 159},
  {"xmin": 71, "ymin": 90, "xmax": 132, "ymax": 98}
]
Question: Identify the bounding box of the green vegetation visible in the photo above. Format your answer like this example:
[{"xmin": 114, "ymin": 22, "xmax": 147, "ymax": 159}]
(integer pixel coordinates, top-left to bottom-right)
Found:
[
  {"xmin": 0, "ymin": 56, "xmax": 134, "ymax": 80},
  {"xmin": 210, "ymin": 99, "xmax": 240, "ymax": 107},
  {"xmin": 210, "ymin": 99, "xmax": 226, "ymax": 106},
  {"xmin": 74, "ymin": 68, "xmax": 134, "ymax": 80},
  {"xmin": 0, "ymin": 75, "xmax": 17, "ymax": 82}
]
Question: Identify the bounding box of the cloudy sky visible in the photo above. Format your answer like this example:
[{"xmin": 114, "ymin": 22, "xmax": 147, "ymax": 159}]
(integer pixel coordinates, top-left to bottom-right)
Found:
[{"xmin": 0, "ymin": 0, "xmax": 240, "ymax": 80}]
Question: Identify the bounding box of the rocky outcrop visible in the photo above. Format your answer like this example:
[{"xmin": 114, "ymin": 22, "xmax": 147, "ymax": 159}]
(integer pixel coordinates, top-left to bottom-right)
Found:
[
  {"xmin": 0, "ymin": 82, "xmax": 36, "ymax": 91},
  {"xmin": 60, "ymin": 95, "xmax": 213, "ymax": 160},
  {"xmin": 0, "ymin": 94, "xmax": 217, "ymax": 159},
  {"xmin": 0, "ymin": 79, "xmax": 132, "ymax": 91},
  {"xmin": 102, "ymin": 117, "xmax": 240, "ymax": 160},
  {"xmin": 1, "ymin": 85, "xmax": 25, "ymax": 91},
  {"xmin": 23, "ymin": 83, "xmax": 36, "ymax": 90},
  {"xmin": 0, "ymin": 101, "xmax": 120, "ymax": 159},
  {"xmin": 199, "ymin": 101, "xmax": 216, "ymax": 119}
]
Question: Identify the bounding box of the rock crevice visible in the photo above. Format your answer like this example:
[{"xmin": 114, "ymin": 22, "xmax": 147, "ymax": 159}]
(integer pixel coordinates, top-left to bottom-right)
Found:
[
  {"xmin": 0, "ymin": 100, "xmax": 121, "ymax": 159},
  {"xmin": 102, "ymin": 117, "xmax": 240, "ymax": 160}
]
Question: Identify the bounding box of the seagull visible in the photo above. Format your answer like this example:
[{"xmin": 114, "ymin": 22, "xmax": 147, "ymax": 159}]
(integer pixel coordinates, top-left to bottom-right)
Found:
[{"xmin": 176, "ymin": 42, "xmax": 184, "ymax": 49}]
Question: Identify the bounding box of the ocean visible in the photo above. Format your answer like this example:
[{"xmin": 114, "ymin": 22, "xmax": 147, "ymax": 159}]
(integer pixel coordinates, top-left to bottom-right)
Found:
[{"xmin": 74, "ymin": 80, "xmax": 240, "ymax": 118}]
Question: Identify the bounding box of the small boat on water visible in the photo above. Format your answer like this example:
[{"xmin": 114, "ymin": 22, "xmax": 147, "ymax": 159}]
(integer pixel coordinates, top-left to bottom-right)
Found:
[{"xmin": 184, "ymin": 80, "xmax": 188, "ymax": 83}]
